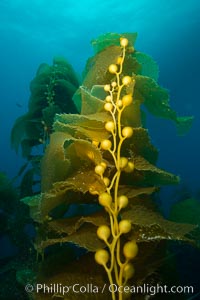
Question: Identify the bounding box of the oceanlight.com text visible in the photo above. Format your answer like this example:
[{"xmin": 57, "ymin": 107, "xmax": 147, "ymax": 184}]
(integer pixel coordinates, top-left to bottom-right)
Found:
[{"xmin": 25, "ymin": 282, "xmax": 194, "ymax": 297}]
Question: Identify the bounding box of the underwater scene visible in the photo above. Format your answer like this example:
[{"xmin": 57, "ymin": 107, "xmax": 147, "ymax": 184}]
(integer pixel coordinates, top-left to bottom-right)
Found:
[{"xmin": 0, "ymin": 0, "xmax": 200, "ymax": 299}]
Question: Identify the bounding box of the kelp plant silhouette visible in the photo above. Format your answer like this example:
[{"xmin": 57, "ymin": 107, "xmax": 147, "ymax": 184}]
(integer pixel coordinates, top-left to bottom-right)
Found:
[
  {"xmin": 21, "ymin": 33, "xmax": 197, "ymax": 300},
  {"xmin": 11, "ymin": 57, "xmax": 79, "ymax": 196}
]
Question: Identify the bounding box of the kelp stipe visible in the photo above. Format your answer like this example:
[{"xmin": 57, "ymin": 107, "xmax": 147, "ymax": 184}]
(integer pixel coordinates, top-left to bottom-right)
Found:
[
  {"xmin": 21, "ymin": 33, "xmax": 198, "ymax": 300},
  {"xmin": 93, "ymin": 38, "xmax": 139, "ymax": 300}
]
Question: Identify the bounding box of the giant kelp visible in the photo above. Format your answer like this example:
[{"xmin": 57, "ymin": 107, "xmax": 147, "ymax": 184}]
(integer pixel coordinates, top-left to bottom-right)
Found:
[
  {"xmin": 74, "ymin": 32, "xmax": 193, "ymax": 135},
  {"xmin": 11, "ymin": 57, "xmax": 79, "ymax": 157},
  {"xmin": 11, "ymin": 57, "xmax": 79, "ymax": 196},
  {"xmin": 20, "ymin": 33, "xmax": 197, "ymax": 300}
]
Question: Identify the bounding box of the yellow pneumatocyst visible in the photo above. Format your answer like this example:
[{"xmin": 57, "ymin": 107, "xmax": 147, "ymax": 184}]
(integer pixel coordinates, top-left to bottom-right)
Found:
[
  {"xmin": 99, "ymin": 192, "xmax": 112, "ymax": 207},
  {"xmin": 120, "ymin": 37, "xmax": 129, "ymax": 47},
  {"xmin": 122, "ymin": 127, "xmax": 133, "ymax": 138},
  {"xmin": 95, "ymin": 165, "xmax": 105, "ymax": 176},
  {"xmin": 108, "ymin": 64, "xmax": 118, "ymax": 74},
  {"xmin": 124, "ymin": 161, "xmax": 135, "ymax": 173},
  {"xmin": 103, "ymin": 177, "xmax": 110, "ymax": 187},
  {"xmin": 116, "ymin": 99, "xmax": 123, "ymax": 108},
  {"xmin": 105, "ymin": 121, "xmax": 115, "ymax": 132},
  {"xmin": 104, "ymin": 84, "xmax": 111, "ymax": 92},
  {"xmin": 95, "ymin": 249, "xmax": 109, "ymax": 265},
  {"xmin": 105, "ymin": 95, "xmax": 112, "ymax": 102},
  {"xmin": 111, "ymin": 81, "xmax": 117, "ymax": 88},
  {"xmin": 118, "ymin": 195, "xmax": 129, "ymax": 209},
  {"xmin": 123, "ymin": 241, "xmax": 138, "ymax": 260},
  {"xmin": 122, "ymin": 76, "xmax": 132, "ymax": 86},
  {"xmin": 117, "ymin": 56, "xmax": 123, "ymax": 64},
  {"xmin": 100, "ymin": 162, "xmax": 107, "ymax": 169},
  {"xmin": 97, "ymin": 225, "xmax": 111, "ymax": 241},
  {"xmin": 104, "ymin": 102, "xmax": 113, "ymax": 112},
  {"xmin": 120, "ymin": 157, "xmax": 128, "ymax": 169},
  {"xmin": 123, "ymin": 263, "xmax": 135, "ymax": 280},
  {"xmin": 119, "ymin": 220, "xmax": 132, "ymax": 234},
  {"xmin": 101, "ymin": 139, "xmax": 112, "ymax": 150},
  {"xmin": 122, "ymin": 94, "xmax": 133, "ymax": 106}
]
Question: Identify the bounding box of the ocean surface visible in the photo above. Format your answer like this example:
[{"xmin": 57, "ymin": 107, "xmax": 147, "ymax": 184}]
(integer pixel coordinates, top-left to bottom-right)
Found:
[{"xmin": 0, "ymin": 1, "xmax": 200, "ymax": 299}]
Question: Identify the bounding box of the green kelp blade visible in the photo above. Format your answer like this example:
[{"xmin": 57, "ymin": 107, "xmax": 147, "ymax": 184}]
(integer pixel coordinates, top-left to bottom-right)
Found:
[
  {"xmin": 118, "ymin": 186, "xmax": 156, "ymax": 199},
  {"xmin": 37, "ymin": 224, "xmax": 105, "ymax": 252},
  {"xmin": 29, "ymin": 74, "xmax": 51, "ymax": 112},
  {"xmin": 21, "ymin": 191, "xmax": 73, "ymax": 223},
  {"xmin": 35, "ymin": 63, "xmax": 51, "ymax": 76},
  {"xmin": 135, "ymin": 75, "xmax": 175, "ymax": 118},
  {"xmin": 53, "ymin": 112, "xmax": 111, "ymax": 141},
  {"xmin": 121, "ymin": 155, "xmax": 179, "ymax": 186},
  {"xmin": 53, "ymin": 56, "xmax": 80, "ymax": 87},
  {"xmin": 41, "ymin": 131, "xmax": 72, "ymax": 192},
  {"xmin": 54, "ymin": 112, "xmax": 111, "ymax": 129},
  {"xmin": 82, "ymin": 45, "xmax": 121, "ymax": 89},
  {"xmin": 133, "ymin": 51, "xmax": 159, "ymax": 82},
  {"xmin": 91, "ymin": 32, "xmax": 137, "ymax": 54},
  {"xmin": 40, "ymin": 189, "xmax": 81, "ymax": 221},
  {"xmin": 122, "ymin": 205, "xmax": 198, "ymax": 244},
  {"xmin": 63, "ymin": 138, "xmax": 102, "ymax": 167},
  {"xmin": 42, "ymin": 132, "xmax": 103, "ymax": 192},
  {"xmin": 72, "ymin": 86, "xmax": 105, "ymax": 114},
  {"xmin": 51, "ymin": 169, "xmax": 106, "ymax": 196},
  {"xmin": 82, "ymin": 45, "xmax": 141, "ymax": 90},
  {"xmin": 47, "ymin": 212, "xmax": 108, "ymax": 236},
  {"xmin": 121, "ymin": 100, "xmax": 142, "ymax": 128},
  {"xmin": 54, "ymin": 121, "xmax": 109, "ymax": 142},
  {"xmin": 42, "ymin": 104, "xmax": 61, "ymax": 128},
  {"xmin": 54, "ymin": 78, "xmax": 78, "ymax": 101},
  {"xmin": 34, "ymin": 253, "xmax": 110, "ymax": 300},
  {"xmin": 91, "ymin": 84, "xmax": 107, "ymax": 100},
  {"xmin": 21, "ymin": 194, "xmax": 42, "ymax": 222},
  {"xmin": 35, "ymin": 204, "xmax": 198, "ymax": 251},
  {"xmin": 122, "ymin": 127, "xmax": 158, "ymax": 164},
  {"xmin": 176, "ymin": 116, "xmax": 194, "ymax": 136},
  {"xmin": 133, "ymin": 155, "xmax": 179, "ymax": 186},
  {"xmin": 135, "ymin": 75, "xmax": 193, "ymax": 134},
  {"xmin": 34, "ymin": 213, "xmax": 109, "ymax": 252}
]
